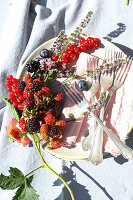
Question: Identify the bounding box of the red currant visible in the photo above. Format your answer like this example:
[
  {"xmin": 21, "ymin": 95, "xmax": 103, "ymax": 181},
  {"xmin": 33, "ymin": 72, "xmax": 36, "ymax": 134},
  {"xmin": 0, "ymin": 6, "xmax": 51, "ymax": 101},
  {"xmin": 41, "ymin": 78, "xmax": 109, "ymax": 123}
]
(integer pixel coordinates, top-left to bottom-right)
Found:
[
  {"xmin": 67, "ymin": 45, "xmax": 74, "ymax": 51},
  {"xmin": 12, "ymin": 78, "xmax": 18, "ymax": 85},
  {"xmin": 5, "ymin": 79, "xmax": 12, "ymax": 86},
  {"xmin": 7, "ymin": 86, "xmax": 12, "ymax": 92},
  {"xmin": 69, "ymin": 52, "xmax": 76, "ymax": 61},
  {"xmin": 74, "ymin": 46, "xmax": 81, "ymax": 54},
  {"xmin": 62, "ymin": 51, "xmax": 69, "ymax": 58},
  {"xmin": 17, "ymin": 103, "xmax": 24, "ymax": 110},
  {"xmin": 12, "ymin": 87, "xmax": 19, "ymax": 94},
  {"xmin": 94, "ymin": 38, "xmax": 100, "ymax": 43},
  {"xmin": 80, "ymin": 45, "xmax": 87, "ymax": 52},
  {"xmin": 7, "ymin": 75, "xmax": 13, "ymax": 80},
  {"xmin": 52, "ymin": 56, "xmax": 59, "ymax": 61},
  {"xmin": 80, "ymin": 38, "xmax": 86, "ymax": 43},
  {"xmin": 18, "ymin": 94, "xmax": 24, "ymax": 102},
  {"xmin": 8, "ymin": 94, "xmax": 16, "ymax": 101},
  {"xmin": 61, "ymin": 58, "xmax": 68, "ymax": 63},
  {"xmin": 12, "ymin": 101, "xmax": 19, "ymax": 108}
]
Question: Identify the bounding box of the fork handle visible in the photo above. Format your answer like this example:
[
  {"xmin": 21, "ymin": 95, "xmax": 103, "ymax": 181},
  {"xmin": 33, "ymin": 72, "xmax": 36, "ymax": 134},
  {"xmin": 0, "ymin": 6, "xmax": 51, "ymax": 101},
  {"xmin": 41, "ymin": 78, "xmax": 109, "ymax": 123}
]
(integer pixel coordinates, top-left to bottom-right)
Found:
[
  {"xmin": 89, "ymin": 105, "xmax": 105, "ymax": 164},
  {"xmin": 90, "ymin": 112, "xmax": 133, "ymax": 160}
]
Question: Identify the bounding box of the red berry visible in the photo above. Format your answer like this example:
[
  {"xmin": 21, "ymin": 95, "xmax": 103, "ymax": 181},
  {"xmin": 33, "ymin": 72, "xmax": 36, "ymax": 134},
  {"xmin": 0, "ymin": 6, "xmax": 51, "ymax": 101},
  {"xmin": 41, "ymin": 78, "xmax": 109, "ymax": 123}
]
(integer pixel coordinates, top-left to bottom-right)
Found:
[
  {"xmin": 94, "ymin": 38, "xmax": 100, "ymax": 43},
  {"xmin": 82, "ymin": 40, "xmax": 89, "ymax": 46},
  {"xmin": 42, "ymin": 87, "xmax": 50, "ymax": 96},
  {"xmin": 44, "ymin": 114, "xmax": 55, "ymax": 125},
  {"xmin": 12, "ymin": 87, "xmax": 19, "ymax": 94},
  {"xmin": 55, "ymin": 120, "xmax": 66, "ymax": 129},
  {"xmin": 8, "ymin": 93, "xmax": 16, "ymax": 101},
  {"xmin": 17, "ymin": 103, "xmax": 24, "ymax": 110},
  {"xmin": 5, "ymin": 79, "xmax": 12, "ymax": 86},
  {"xmin": 62, "ymin": 51, "xmax": 69, "ymax": 58},
  {"xmin": 12, "ymin": 101, "xmax": 19, "ymax": 108},
  {"xmin": 69, "ymin": 52, "xmax": 76, "ymax": 61},
  {"xmin": 80, "ymin": 45, "xmax": 87, "ymax": 52},
  {"xmin": 8, "ymin": 75, "xmax": 13, "ymax": 80},
  {"xmin": 24, "ymin": 74, "xmax": 32, "ymax": 84},
  {"xmin": 18, "ymin": 94, "xmax": 24, "ymax": 102},
  {"xmin": 87, "ymin": 37, "xmax": 94, "ymax": 42},
  {"xmin": 67, "ymin": 45, "xmax": 74, "ymax": 51},
  {"xmin": 7, "ymin": 86, "xmax": 12, "ymax": 92},
  {"xmin": 74, "ymin": 46, "xmax": 81, "ymax": 54},
  {"xmin": 42, "ymin": 133, "xmax": 49, "ymax": 142},
  {"xmin": 19, "ymin": 118, "xmax": 26, "ymax": 127},
  {"xmin": 12, "ymin": 78, "xmax": 18, "ymax": 85},
  {"xmin": 80, "ymin": 38, "xmax": 86, "ymax": 43},
  {"xmin": 54, "ymin": 92, "xmax": 63, "ymax": 101},
  {"xmin": 51, "ymin": 137, "xmax": 63, "ymax": 149},
  {"xmin": 23, "ymin": 91, "xmax": 33, "ymax": 98},
  {"xmin": 52, "ymin": 56, "xmax": 59, "ymax": 61},
  {"xmin": 61, "ymin": 58, "xmax": 68, "ymax": 63},
  {"xmin": 40, "ymin": 124, "xmax": 48, "ymax": 134}
]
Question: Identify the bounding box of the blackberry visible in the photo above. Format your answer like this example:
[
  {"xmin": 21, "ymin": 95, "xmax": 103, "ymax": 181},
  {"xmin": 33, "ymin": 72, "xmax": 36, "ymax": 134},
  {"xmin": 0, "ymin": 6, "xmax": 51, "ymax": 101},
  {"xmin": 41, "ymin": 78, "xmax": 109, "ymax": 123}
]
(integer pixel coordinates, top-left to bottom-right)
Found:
[
  {"xmin": 25, "ymin": 60, "xmax": 40, "ymax": 73},
  {"xmin": 31, "ymin": 81, "xmax": 42, "ymax": 92},
  {"xmin": 17, "ymin": 81, "xmax": 26, "ymax": 92},
  {"xmin": 27, "ymin": 118, "xmax": 40, "ymax": 132},
  {"xmin": 24, "ymin": 97, "xmax": 34, "ymax": 111},
  {"xmin": 49, "ymin": 125, "xmax": 59, "ymax": 138}
]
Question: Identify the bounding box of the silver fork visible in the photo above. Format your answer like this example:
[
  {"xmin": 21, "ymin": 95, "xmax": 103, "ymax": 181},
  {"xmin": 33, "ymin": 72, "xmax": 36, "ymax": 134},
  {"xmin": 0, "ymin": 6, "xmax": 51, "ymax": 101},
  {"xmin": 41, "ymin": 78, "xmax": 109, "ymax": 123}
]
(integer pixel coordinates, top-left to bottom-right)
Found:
[
  {"xmin": 82, "ymin": 58, "xmax": 100, "ymax": 151},
  {"xmin": 62, "ymin": 68, "xmax": 133, "ymax": 160},
  {"xmin": 89, "ymin": 50, "xmax": 124, "ymax": 164}
]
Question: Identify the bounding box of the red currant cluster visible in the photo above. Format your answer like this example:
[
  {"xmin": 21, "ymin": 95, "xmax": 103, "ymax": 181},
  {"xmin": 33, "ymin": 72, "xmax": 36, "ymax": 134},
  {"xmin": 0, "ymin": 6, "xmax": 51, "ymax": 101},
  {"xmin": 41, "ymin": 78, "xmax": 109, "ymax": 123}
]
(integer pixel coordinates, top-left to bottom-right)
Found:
[
  {"xmin": 52, "ymin": 37, "xmax": 101, "ymax": 64},
  {"xmin": 5, "ymin": 75, "xmax": 24, "ymax": 110}
]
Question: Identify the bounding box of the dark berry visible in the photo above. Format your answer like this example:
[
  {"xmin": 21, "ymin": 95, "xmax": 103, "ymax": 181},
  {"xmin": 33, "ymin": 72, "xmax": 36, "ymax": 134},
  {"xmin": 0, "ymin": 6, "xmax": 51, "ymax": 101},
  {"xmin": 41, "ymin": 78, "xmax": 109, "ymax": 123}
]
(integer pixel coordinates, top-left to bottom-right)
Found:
[
  {"xmin": 31, "ymin": 81, "xmax": 42, "ymax": 92},
  {"xmin": 49, "ymin": 125, "xmax": 59, "ymax": 138},
  {"xmin": 78, "ymin": 80, "xmax": 89, "ymax": 91},
  {"xmin": 25, "ymin": 60, "xmax": 40, "ymax": 73},
  {"xmin": 35, "ymin": 57, "xmax": 41, "ymax": 63},
  {"xmin": 27, "ymin": 118, "xmax": 40, "ymax": 132},
  {"xmin": 17, "ymin": 81, "xmax": 26, "ymax": 92},
  {"xmin": 40, "ymin": 49, "xmax": 50, "ymax": 58}
]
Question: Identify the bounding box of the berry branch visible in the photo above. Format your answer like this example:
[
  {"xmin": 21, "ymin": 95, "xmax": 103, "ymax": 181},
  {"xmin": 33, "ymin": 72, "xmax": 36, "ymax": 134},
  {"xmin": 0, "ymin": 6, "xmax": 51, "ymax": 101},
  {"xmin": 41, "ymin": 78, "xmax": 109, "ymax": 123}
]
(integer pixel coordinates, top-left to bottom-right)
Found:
[{"xmin": 32, "ymin": 135, "xmax": 75, "ymax": 200}]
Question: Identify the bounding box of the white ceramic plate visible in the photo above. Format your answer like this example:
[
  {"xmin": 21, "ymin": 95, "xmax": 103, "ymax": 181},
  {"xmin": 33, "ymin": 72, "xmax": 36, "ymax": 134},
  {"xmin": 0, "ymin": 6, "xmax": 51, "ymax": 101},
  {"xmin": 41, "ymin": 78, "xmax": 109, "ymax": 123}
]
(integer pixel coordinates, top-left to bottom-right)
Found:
[{"xmin": 17, "ymin": 36, "xmax": 131, "ymax": 161}]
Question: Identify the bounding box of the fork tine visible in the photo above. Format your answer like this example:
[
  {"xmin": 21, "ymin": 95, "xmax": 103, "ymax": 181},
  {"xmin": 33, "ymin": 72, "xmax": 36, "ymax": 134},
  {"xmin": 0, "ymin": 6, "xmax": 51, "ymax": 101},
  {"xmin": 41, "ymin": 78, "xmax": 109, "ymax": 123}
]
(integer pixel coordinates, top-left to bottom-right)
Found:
[
  {"xmin": 63, "ymin": 84, "xmax": 79, "ymax": 104},
  {"xmin": 114, "ymin": 57, "xmax": 131, "ymax": 81},
  {"xmin": 69, "ymin": 83, "xmax": 84, "ymax": 101}
]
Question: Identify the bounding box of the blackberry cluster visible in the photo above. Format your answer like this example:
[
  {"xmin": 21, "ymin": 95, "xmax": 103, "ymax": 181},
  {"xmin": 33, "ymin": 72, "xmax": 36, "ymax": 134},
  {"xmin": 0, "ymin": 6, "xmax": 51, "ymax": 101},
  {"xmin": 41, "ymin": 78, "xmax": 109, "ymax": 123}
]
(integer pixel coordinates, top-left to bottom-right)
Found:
[
  {"xmin": 31, "ymin": 81, "xmax": 42, "ymax": 92},
  {"xmin": 17, "ymin": 81, "xmax": 26, "ymax": 92},
  {"xmin": 26, "ymin": 60, "xmax": 40, "ymax": 73},
  {"xmin": 27, "ymin": 118, "xmax": 40, "ymax": 132},
  {"xmin": 49, "ymin": 125, "xmax": 59, "ymax": 138}
]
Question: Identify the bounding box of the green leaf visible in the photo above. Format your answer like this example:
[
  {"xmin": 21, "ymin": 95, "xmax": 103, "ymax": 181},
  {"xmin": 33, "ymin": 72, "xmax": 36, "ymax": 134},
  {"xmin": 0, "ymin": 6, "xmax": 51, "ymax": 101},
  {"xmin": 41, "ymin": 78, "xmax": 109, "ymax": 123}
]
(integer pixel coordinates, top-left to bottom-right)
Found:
[
  {"xmin": 12, "ymin": 179, "xmax": 39, "ymax": 200},
  {"xmin": 0, "ymin": 168, "xmax": 39, "ymax": 200},
  {"xmin": 2, "ymin": 98, "xmax": 20, "ymax": 122},
  {"xmin": 0, "ymin": 167, "xmax": 24, "ymax": 190}
]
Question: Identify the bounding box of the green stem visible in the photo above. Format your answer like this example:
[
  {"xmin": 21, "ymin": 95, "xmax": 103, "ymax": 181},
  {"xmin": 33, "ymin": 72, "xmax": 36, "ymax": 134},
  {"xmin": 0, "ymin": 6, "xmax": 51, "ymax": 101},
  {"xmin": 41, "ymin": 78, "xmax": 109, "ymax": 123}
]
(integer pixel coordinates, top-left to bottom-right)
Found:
[
  {"xmin": 32, "ymin": 135, "xmax": 75, "ymax": 200},
  {"xmin": 25, "ymin": 166, "xmax": 44, "ymax": 178}
]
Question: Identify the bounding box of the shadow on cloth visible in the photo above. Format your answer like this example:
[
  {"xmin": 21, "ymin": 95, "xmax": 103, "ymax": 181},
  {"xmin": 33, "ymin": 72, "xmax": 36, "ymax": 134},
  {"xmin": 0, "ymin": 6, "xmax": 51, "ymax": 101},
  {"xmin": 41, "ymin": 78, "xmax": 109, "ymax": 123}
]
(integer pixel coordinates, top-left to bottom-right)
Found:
[
  {"xmin": 103, "ymin": 23, "xmax": 126, "ymax": 42},
  {"xmin": 53, "ymin": 165, "xmax": 91, "ymax": 200},
  {"xmin": 69, "ymin": 162, "xmax": 113, "ymax": 200}
]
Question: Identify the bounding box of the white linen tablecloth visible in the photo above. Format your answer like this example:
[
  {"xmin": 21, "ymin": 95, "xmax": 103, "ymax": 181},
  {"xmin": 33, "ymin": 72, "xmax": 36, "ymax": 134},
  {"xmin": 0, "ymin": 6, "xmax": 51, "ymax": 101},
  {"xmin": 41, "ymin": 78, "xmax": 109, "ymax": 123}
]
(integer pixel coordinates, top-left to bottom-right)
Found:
[{"xmin": 0, "ymin": 0, "xmax": 133, "ymax": 199}]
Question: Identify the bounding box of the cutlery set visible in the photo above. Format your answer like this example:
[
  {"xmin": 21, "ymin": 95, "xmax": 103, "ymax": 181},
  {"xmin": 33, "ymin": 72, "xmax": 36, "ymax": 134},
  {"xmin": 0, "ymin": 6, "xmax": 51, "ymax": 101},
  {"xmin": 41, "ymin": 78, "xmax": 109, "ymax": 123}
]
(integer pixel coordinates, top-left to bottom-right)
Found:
[{"xmin": 62, "ymin": 49, "xmax": 133, "ymax": 164}]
